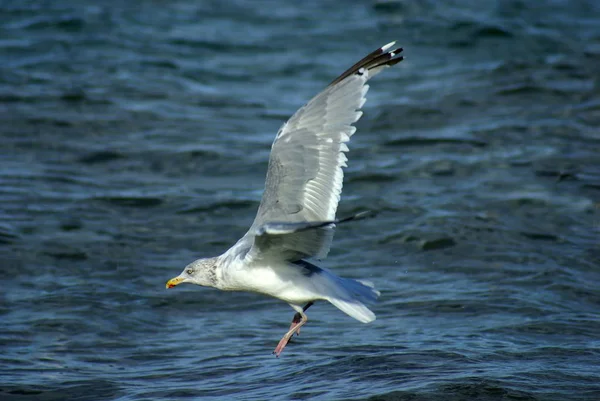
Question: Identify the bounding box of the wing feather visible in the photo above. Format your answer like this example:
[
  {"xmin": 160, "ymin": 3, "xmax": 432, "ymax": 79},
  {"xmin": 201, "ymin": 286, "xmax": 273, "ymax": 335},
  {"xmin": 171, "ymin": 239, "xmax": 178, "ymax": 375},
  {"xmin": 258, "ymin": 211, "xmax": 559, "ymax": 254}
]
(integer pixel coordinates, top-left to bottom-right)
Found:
[{"xmin": 237, "ymin": 42, "xmax": 403, "ymax": 263}]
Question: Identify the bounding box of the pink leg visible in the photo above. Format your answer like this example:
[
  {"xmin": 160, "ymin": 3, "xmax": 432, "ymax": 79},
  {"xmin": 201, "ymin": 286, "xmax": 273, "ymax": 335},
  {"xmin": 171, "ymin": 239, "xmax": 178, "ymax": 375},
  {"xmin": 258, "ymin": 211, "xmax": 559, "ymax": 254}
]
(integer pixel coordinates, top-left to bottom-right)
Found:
[
  {"xmin": 289, "ymin": 301, "xmax": 313, "ymax": 337},
  {"xmin": 273, "ymin": 302, "xmax": 313, "ymax": 357},
  {"xmin": 288, "ymin": 312, "xmax": 303, "ymax": 336},
  {"xmin": 273, "ymin": 311, "xmax": 308, "ymax": 357}
]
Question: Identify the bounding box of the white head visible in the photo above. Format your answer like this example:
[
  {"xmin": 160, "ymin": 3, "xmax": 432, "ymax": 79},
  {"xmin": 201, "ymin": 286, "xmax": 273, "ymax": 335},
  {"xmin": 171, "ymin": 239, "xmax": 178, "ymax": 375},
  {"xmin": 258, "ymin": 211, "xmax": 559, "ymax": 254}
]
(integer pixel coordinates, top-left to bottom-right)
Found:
[{"xmin": 166, "ymin": 257, "xmax": 218, "ymax": 289}]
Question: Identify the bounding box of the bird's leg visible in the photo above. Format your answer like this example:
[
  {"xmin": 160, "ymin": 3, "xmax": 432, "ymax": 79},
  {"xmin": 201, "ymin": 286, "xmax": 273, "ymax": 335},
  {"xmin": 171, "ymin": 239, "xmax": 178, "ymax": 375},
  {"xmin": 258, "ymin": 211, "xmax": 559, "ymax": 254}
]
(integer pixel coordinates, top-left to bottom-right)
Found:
[
  {"xmin": 273, "ymin": 309, "xmax": 309, "ymax": 358},
  {"xmin": 288, "ymin": 301, "xmax": 313, "ymax": 336}
]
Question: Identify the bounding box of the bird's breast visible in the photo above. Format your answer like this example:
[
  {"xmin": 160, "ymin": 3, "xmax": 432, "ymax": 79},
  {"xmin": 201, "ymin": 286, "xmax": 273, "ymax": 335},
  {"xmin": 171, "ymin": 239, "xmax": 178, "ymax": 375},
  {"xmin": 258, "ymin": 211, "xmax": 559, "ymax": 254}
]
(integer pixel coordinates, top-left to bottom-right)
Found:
[{"xmin": 223, "ymin": 261, "xmax": 322, "ymax": 305}]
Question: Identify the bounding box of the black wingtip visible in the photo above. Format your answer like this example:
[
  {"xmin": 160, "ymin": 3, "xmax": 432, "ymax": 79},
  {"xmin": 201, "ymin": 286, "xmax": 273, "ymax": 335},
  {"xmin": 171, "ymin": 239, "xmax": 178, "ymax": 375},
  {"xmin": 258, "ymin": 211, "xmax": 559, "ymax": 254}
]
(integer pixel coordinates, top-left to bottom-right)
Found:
[
  {"xmin": 336, "ymin": 210, "xmax": 378, "ymax": 224},
  {"xmin": 328, "ymin": 42, "xmax": 404, "ymax": 87}
]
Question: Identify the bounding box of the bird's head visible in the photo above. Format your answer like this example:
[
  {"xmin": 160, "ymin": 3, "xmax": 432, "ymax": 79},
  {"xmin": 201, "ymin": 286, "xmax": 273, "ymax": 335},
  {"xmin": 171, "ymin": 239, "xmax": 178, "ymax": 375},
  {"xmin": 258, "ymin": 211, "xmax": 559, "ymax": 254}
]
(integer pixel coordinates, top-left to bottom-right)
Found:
[{"xmin": 166, "ymin": 257, "xmax": 218, "ymax": 289}]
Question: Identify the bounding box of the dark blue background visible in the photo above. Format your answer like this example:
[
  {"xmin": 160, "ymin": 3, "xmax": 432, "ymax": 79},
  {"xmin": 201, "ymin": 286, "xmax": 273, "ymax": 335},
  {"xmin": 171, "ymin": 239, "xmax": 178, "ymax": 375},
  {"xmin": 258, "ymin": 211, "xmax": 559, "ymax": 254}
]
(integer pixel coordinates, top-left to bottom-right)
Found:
[{"xmin": 1, "ymin": 0, "xmax": 599, "ymax": 400}]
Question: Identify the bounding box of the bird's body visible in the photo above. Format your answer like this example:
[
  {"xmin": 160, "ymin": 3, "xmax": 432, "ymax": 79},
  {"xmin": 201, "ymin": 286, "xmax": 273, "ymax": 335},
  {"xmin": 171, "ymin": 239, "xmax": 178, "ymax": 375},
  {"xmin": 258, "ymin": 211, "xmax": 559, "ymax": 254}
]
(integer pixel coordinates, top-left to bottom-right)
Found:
[
  {"xmin": 215, "ymin": 254, "xmax": 321, "ymax": 305},
  {"xmin": 166, "ymin": 42, "xmax": 404, "ymax": 356},
  {"xmin": 224, "ymin": 263, "xmax": 320, "ymax": 306}
]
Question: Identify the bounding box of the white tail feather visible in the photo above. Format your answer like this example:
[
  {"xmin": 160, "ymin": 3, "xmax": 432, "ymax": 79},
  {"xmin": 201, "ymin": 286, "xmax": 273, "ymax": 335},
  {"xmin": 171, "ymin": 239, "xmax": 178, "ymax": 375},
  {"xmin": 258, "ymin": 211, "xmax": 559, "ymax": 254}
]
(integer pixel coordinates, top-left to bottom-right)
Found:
[
  {"xmin": 329, "ymin": 297, "xmax": 376, "ymax": 323},
  {"xmin": 320, "ymin": 271, "xmax": 380, "ymax": 323}
]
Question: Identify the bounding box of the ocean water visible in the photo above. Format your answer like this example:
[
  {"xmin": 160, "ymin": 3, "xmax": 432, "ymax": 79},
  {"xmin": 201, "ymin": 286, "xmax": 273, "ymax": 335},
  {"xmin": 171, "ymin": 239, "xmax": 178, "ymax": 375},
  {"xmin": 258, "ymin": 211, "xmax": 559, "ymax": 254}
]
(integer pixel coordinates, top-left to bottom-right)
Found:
[{"xmin": 1, "ymin": 0, "xmax": 599, "ymax": 400}]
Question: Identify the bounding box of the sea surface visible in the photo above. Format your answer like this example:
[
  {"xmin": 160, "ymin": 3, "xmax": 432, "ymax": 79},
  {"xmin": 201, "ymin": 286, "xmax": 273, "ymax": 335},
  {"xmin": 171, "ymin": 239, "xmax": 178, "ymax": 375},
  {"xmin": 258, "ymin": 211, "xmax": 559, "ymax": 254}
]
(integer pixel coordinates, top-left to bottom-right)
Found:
[{"xmin": 1, "ymin": 0, "xmax": 599, "ymax": 400}]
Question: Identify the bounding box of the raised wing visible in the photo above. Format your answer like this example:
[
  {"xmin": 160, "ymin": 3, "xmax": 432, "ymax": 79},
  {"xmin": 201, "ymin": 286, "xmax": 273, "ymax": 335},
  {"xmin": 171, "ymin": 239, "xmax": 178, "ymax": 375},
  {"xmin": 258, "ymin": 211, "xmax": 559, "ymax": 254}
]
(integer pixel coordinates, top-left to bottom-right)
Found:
[{"xmin": 242, "ymin": 42, "xmax": 403, "ymax": 262}]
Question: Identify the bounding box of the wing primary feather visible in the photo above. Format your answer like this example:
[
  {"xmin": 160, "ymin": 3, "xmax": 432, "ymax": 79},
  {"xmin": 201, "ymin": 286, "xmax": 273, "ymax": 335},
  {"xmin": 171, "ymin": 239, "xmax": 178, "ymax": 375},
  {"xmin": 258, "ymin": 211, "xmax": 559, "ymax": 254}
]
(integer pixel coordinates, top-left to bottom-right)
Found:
[
  {"xmin": 381, "ymin": 41, "xmax": 396, "ymax": 52},
  {"xmin": 256, "ymin": 211, "xmax": 377, "ymax": 237},
  {"xmin": 329, "ymin": 44, "xmax": 404, "ymax": 87}
]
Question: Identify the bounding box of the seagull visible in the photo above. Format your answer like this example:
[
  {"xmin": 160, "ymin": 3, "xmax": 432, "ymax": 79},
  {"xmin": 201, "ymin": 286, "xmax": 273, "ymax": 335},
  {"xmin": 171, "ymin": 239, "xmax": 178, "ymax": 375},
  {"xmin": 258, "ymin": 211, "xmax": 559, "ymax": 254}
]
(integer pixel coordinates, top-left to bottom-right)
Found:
[{"xmin": 166, "ymin": 42, "xmax": 404, "ymax": 357}]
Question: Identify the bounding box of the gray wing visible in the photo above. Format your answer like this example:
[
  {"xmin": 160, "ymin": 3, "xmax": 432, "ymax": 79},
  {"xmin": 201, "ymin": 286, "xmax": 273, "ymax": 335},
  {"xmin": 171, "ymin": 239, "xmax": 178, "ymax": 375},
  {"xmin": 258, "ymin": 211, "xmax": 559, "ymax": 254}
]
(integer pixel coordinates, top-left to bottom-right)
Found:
[{"xmin": 241, "ymin": 42, "xmax": 403, "ymax": 263}]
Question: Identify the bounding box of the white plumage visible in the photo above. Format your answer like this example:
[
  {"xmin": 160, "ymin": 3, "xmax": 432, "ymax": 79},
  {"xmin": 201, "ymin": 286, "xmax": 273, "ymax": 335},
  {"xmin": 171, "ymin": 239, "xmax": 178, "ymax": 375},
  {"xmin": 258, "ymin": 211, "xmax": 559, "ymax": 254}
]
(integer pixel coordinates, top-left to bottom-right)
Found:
[{"xmin": 166, "ymin": 42, "xmax": 404, "ymax": 357}]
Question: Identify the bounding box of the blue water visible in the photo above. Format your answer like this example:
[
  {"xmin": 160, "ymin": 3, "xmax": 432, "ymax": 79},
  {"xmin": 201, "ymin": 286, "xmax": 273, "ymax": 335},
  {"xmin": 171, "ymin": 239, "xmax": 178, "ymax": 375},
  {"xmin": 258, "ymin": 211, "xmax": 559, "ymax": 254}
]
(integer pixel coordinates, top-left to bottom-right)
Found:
[{"xmin": 1, "ymin": 0, "xmax": 599, "ymax": 400}]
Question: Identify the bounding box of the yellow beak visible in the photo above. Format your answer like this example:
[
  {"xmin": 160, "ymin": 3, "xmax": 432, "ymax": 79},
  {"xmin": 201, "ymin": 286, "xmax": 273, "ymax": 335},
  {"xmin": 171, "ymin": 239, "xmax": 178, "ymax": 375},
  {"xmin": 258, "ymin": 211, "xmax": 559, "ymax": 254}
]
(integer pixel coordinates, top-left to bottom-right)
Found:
[{"xmin": 166, "ymin": 276, "xmax": 185, "ymax": 289}]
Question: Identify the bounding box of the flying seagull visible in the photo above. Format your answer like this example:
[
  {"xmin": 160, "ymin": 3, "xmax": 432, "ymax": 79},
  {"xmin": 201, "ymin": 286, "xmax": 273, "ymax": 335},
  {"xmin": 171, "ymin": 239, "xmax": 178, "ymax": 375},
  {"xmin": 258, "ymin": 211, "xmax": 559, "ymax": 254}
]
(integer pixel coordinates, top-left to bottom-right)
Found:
[{"xmin": 166, "ymin": 42, "xmax": 404, "ymax": 357}]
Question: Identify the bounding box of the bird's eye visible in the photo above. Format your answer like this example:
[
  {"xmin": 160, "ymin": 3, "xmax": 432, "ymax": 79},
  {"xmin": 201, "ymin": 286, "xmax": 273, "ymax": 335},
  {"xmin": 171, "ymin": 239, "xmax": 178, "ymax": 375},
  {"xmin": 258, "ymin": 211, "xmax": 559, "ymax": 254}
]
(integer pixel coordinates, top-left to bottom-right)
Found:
[{"xmin": 186, "ymin": 268, "xmax": 193, "ymax": 275}]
